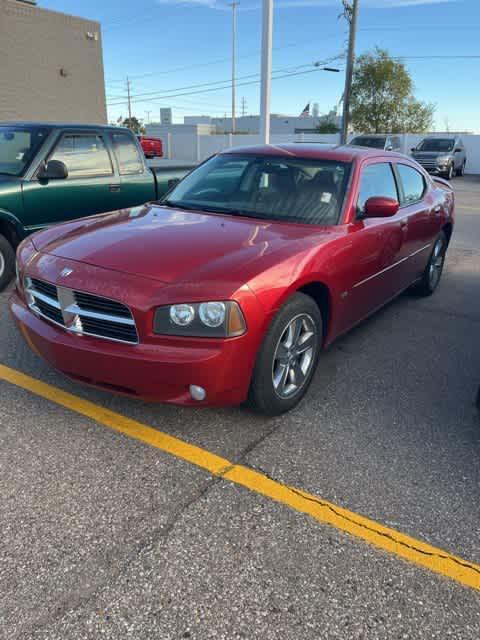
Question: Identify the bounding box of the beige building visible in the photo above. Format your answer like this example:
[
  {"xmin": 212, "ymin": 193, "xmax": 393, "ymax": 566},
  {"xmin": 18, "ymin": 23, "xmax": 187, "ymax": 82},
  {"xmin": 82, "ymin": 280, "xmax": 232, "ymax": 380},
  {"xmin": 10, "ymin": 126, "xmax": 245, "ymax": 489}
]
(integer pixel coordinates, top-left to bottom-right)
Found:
[{"xmin": 0, "ymin": 0, "xmax": 107, "ymax": 123}]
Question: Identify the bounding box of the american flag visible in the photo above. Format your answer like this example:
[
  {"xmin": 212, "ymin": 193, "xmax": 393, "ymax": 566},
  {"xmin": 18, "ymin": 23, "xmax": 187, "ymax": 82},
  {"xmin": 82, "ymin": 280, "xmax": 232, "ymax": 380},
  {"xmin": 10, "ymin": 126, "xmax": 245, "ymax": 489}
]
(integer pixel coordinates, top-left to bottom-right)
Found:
[{"xmin": 299, "ymin": 103, "xmax": 310, "ymax": 117}]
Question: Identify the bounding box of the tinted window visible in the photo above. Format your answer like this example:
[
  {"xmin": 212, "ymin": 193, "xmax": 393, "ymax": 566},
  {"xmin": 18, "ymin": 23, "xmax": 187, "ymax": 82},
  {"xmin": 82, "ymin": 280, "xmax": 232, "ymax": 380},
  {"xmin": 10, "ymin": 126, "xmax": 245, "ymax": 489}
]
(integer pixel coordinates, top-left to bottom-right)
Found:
[
  {"xmin": 417, "ymin": 138, "xmax": 454, "ymax": 152},
  {"xmin": 166, "ymin": 154, "xmax": 351, "ymax": 226},
  {"xmin": 397, "ymin": 164, "xmax": 425, "ymax": 205},
  {"xmin": 0, "ymin": 126, "xmax": 48, "ymax": 176},
  {"xmin": 50, "ymin": 134, "xmax": 113, "ymax": 178},
  {"xmin": 111, "ymin": 133, "xmax": 144, "ymax": 175},
  {"xmin": 358, "ymin": 163, "xmax": 398, "ymax": 212},
  {"xmin": 351, "ymin": 136, "xmax": 386, "ymax": 149}
]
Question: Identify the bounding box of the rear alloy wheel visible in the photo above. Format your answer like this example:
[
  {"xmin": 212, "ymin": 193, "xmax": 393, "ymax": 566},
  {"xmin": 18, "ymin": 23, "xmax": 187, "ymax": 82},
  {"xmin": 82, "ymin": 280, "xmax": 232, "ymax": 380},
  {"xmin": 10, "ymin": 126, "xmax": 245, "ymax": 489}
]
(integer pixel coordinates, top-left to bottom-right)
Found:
[
  {"xmin": 414, "ymin": 231, "xmax": 447, "ymax": 297},
  {"xmin": 248, "ymin": 292, "xmax": 322, "ymax": 415},
  {"xmin": 0, "ymin": 234, "xmax": 15, "ymax": 292}
]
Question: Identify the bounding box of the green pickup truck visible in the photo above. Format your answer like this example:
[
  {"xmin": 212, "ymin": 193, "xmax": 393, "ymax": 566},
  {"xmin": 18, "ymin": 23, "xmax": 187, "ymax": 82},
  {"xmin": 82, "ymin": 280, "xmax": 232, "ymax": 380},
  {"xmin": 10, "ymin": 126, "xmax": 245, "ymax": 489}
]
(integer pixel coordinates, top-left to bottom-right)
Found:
[{"xmin": 0, "ymin": 122, "xmax": 192, "ymax": 290}]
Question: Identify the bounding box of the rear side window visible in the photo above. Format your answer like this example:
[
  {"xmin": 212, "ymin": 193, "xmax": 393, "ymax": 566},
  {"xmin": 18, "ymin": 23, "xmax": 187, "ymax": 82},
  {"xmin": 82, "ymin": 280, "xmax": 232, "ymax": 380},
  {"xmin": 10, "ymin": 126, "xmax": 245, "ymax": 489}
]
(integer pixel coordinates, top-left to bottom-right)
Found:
[
  {"xmin": 50, "ymin": 134, "xmax": 113, "ymax": 178},
  {"xmin": 111, "ymin": 133, "xmax": 144, "ymax": 175},
  {"xmin": 396, "ymin": 164, "xmax": 426, "ymax": 205},
  {"xmin": 357, "ymin": 163, "xmax": 398, "ymax": 212}
]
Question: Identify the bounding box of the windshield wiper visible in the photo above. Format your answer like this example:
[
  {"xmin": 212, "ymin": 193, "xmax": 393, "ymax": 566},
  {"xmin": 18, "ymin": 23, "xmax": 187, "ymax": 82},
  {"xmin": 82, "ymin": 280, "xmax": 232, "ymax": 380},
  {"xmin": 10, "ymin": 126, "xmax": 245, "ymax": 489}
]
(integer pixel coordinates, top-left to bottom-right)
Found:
[{"xmin": 160, "ymin": 200, "xmax": 270, "ymax": 220}]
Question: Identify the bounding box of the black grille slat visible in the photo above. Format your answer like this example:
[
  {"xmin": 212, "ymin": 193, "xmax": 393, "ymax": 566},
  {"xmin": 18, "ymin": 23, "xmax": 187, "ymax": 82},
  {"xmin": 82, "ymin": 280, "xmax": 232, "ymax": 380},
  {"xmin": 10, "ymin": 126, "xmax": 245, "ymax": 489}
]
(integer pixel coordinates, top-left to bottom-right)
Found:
[
  {"xmin": 34, "ymin": 299, "xmax": 64, "ymax": 325},
  {"xmin": 30, "ymin": 278, "xmax": 58, "ymax": 301},
  {"xmin": 81, "ymin": 317, "xmax": 138, "ymax": 342},
  {"xmin": 74, "ymin": 291, "xmax": 131, "ymax": 318}
]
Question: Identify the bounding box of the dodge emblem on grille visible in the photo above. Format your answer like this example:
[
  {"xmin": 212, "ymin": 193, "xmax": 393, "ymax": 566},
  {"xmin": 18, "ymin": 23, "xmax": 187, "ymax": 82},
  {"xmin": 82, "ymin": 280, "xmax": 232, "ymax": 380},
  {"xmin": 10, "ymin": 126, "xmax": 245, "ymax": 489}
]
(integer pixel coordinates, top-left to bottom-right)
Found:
[{"xmin": 61, "ymin": 268, "xmax": 73, "ymax": 277}]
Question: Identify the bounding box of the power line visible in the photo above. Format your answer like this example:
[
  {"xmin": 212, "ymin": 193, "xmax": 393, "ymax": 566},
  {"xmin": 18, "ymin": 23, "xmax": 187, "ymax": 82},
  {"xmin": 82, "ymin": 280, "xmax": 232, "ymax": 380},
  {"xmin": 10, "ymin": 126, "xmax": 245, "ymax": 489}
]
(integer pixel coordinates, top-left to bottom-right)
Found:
[
  {"xmin": 116, "ymin": 67, "xmax": 344, "ymax": 109},
  {"xmin": 106, "ymin": 56, "xmax": 344, "ymax": 106}
]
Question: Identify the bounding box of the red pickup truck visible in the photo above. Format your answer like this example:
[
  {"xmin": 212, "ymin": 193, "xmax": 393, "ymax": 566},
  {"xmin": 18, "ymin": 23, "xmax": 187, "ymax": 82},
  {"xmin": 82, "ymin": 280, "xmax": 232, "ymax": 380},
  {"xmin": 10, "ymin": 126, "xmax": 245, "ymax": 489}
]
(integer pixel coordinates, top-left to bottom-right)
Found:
[{"xmin": 137, "ymin": 135, "xmax": 163, "ymax": 159}]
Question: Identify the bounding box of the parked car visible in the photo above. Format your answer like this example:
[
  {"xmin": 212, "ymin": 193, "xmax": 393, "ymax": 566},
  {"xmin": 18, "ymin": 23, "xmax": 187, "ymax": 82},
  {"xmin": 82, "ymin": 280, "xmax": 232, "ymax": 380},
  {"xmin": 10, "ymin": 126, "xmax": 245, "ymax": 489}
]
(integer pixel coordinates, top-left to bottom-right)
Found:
[
  {"xmin": 349, "ymin": 134, "xmax": 402, "ymax": 152},
  {"xmin": 0, "ymin": 122, "xmax": 190, "ymax": 291},
  {"xmin": 410, "ymin": 137, "xmax": 466, "ymax": 180},
  {"xmin": 11, "ymin": 144, "xmax": 454, "ymax": 415},
  {"xmin": 137, "ymin": 135, "xmax": 163, "ymax": 159}
]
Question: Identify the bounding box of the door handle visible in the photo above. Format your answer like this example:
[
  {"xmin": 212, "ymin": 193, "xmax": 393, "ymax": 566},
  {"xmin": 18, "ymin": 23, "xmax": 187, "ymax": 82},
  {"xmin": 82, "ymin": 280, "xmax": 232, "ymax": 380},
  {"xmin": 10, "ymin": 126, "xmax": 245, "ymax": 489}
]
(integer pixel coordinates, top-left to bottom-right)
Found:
[
  {"xmin": 433, "ymin": 205, "xmax": 442, "ymax": 214},
  {"xmin": 109, "ymin": 184, "xmax": 121, "ymax": 192},
  {"xmin": 400, "ymin": 219, "xmax": 408, "ymax": 229}
]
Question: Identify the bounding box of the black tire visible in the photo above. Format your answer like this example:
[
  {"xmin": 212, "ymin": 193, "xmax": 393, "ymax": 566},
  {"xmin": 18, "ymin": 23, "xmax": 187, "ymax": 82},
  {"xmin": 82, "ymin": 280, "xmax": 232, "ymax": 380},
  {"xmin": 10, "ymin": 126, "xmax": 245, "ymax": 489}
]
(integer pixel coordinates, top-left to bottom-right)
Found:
[
  {"xmin": 456, "ymin": 161, "xmax": 466, "ymax": 177},
  {"xmin": 0, "ymin": 234, "xmax": 15, "ymax": 292},
  {"xmin": 248, "ymin": 292, "xmax": 322, "ymax": 415},
  {"xmin": 413, "ymin": 231, "xmax": 447, "ymax": 297}
]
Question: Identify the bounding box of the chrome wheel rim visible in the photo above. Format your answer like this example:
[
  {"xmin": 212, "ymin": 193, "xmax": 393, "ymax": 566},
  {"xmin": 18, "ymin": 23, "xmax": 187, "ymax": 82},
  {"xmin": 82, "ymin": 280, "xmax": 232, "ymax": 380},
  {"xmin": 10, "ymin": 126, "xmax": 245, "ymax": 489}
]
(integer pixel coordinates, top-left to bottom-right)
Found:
[
  {"xmin": 448, "ymin": 164, "xmax": 453, "ymax": 180},
  {"xmin": 0, "ymin": 251, "xmax": 4, "ymax": 278},
  {"xmin": 272, "ymin": 313, "xmax": 317, "ymax": 399},
  {"xmin": 429, "ymin": 238, "xmax": 445, "ymax": 290}
]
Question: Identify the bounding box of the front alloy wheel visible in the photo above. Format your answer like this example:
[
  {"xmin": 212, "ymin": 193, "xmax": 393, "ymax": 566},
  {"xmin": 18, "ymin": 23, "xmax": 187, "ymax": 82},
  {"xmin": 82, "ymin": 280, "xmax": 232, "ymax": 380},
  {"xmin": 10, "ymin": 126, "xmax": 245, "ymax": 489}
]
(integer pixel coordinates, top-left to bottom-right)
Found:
[
  {"xmin": 248, "ymin": 292, "xmax": 322, "ymax": 415},
  {"xmin": 272, "ymin": 314, "xmax": 316, "ymax": 399},
  {"xmin": 446, "ymin": 163, "xmax": 454, "ymax": 180}
]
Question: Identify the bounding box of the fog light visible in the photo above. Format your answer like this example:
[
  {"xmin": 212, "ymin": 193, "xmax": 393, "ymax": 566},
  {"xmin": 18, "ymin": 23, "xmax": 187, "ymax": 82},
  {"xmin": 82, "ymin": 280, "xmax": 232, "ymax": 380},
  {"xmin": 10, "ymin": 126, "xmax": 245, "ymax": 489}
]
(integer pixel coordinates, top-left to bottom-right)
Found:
[{"xmin": 189, "ymin": 385, "xmax": 206, "ymax": 401}]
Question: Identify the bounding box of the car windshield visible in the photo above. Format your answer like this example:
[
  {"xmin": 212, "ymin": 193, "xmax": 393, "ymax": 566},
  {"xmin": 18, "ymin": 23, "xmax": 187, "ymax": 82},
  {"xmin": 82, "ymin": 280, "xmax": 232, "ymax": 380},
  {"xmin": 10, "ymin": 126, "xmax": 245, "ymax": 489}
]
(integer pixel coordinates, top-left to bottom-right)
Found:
[
  {"xmin": 350, "ymin": 136, "xmax": 386, "ymax": 149},
  {"xmin": 163, "ymin": 154, "xmax": 351, "ymax": 226},
  {"xmin": 0, "ymin": 126, "xmax": 49, "ymax": 176},
  {"xmin": 417, "ymin": 139, "xmax": 455, "ymax": 152}
]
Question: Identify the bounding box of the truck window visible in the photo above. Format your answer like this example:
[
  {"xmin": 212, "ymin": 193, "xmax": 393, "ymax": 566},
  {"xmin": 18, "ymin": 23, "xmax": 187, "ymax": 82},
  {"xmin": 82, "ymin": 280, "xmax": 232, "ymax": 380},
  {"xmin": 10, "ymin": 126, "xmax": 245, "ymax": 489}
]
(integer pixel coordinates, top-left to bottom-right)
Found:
[
  {"xmin": 111, "ymin": 133, "xmax": 144, "ymax": 175},
  {"xmin": 49, "ymin": 134, "xmax": 113, "ymax": 178}
]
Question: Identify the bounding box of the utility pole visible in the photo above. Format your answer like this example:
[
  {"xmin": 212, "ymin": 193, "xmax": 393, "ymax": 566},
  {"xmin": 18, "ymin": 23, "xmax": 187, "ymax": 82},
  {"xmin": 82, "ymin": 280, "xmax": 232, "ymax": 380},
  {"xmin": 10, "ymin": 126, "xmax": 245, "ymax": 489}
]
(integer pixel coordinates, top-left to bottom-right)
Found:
[
  {"xmin": 241, "ymin": 96, "xmax": 247, "ymax": 117},
  {"xmin": 260, "ymin": 0, "xmax": 273, "ymax": 144},
  {"xmin": 229, "ymin": 2, "xmax": 239, "ymax": 134},
  {"xmin": 341, "ymin": 0, "xmax": 359, "ymax": 145},
  {"xmin": 145, "ymin": 110, "xmax": 151, "ymax": 124},
  {"xmin": 126, "ymin": 76, "xmax": 132, "ymax": 124}
]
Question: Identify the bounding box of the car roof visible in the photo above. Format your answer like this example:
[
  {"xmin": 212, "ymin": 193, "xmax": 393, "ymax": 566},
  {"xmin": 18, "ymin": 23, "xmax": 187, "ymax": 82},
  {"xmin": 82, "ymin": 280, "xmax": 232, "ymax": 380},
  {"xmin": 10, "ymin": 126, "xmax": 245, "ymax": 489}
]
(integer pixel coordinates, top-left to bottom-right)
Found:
[
  {"xmin": 221, "ymin": 143, "xmax": 406, "ymax": 163},
  {"xmin": 0, "ymin": 121, "xmax": 129, "ymax": 131}
]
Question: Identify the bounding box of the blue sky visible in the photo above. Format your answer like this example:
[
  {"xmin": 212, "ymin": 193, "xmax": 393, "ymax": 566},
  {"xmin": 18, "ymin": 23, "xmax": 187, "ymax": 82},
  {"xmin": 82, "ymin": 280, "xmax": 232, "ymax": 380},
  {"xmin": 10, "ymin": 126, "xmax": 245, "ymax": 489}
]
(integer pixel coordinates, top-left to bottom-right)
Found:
[{"xmin": 40, "ymin": 0, "xmax": 479, "ymax": 131}]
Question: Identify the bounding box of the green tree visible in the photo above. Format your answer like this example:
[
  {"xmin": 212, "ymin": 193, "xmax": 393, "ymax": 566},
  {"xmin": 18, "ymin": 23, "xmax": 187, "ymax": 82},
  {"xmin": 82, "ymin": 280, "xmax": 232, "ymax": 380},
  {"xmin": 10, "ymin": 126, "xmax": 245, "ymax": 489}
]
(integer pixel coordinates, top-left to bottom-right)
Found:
[
  {"xmin": 315, "ymin": 120, "xmax": 340, "ymax": 134},
  {"xmin": 121, "ymin": 117, "xmax": 145, "ymax": 134},
  {"xmin": 350, "ymin": 48, "xmax": 434, "ymax": 133}
]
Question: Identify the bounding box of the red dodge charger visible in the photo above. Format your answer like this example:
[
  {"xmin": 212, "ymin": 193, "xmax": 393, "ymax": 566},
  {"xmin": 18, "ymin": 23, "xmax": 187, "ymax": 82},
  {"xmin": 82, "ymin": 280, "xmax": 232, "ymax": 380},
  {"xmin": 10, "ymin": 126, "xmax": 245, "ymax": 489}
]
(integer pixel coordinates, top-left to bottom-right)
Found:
[{"xmin": 11, "ymin": 145, "xmax": 454, "ymax": 414}]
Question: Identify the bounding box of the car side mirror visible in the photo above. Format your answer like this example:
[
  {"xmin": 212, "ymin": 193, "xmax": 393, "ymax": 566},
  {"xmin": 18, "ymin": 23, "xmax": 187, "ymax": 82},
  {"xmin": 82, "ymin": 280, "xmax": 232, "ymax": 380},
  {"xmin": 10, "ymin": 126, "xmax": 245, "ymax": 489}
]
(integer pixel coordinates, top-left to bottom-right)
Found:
[
  {"xmin": 386, "ymin": 145, "xmax": 393, "ymax": 151},
  {"xmin": 37, "ymin": 160, "xmax": 68, "ymax": 180},
  {"xmin": 363, "ymin": 196, "xmax": 399, "ymax": 219},
  {"xmin": 454, "ymin": 148, "xmax": 462, "ymax": 153},
  {"xmin": 168, "ymin": 178, "xmax": 180, "ymax": 189},
  {"xmin": 410, "ymin": 148, "xmax": 416, "ymax": 153}
]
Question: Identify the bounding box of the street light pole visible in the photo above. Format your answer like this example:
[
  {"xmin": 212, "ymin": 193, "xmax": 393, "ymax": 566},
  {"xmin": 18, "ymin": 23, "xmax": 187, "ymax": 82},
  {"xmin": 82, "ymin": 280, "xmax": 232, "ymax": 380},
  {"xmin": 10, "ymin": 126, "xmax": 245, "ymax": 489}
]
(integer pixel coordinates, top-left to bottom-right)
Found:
[
  {"xmin": 260, "ymin": 0, "xmax": 273, "ymax": 145},
  {"xmin": 229, "ymin": 2, "xmax": 239, "ymax": 135},
  {"xmin": 341, "ymin": 0, "xmax": 359, "ymax": 145}
]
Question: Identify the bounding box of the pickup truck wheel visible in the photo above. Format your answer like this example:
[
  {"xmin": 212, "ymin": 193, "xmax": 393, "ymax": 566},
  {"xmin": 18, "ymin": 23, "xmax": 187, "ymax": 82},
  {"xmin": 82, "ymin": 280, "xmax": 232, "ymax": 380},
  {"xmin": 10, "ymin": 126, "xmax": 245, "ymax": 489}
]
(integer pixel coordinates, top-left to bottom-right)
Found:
[
  {"xmin": 247, "ymin": 292, "xmax": 322, "ymax": 415},
  {"xmin": 0, "ymin": 234, "xmax": 15, "ymax": 292},
  {"xmin": 413, "ymin": 231, "xmax": 447, "ymax": 297}
]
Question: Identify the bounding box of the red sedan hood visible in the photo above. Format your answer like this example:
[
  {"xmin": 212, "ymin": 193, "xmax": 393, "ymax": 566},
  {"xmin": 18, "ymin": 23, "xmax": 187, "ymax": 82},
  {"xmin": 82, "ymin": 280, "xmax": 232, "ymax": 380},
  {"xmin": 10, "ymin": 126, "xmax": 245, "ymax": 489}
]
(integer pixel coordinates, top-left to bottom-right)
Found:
[{"xmin": 32, "ymin": 204, "xmax": 337, "ymax": 284}]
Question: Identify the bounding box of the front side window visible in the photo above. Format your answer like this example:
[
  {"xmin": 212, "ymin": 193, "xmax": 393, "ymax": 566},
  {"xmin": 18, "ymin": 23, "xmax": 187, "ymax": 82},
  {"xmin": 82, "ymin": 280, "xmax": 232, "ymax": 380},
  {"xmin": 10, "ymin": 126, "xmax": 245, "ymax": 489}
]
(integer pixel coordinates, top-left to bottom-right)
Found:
[
  {"xmin": 397, "ymin": 164, "xmax": 426, "ymax": 205},
  {"xmin": 417, "ymin": 138, "xmax": 455, "ymax": 153},
  {"xmin": 50, "ymin": 134, "xmax": 113, "ymax": 178},
  {"xmin": 164, "ymin": 154, "xmax": 352, "ymax": 226},
  {"xmin": 111, "ymin": 133, "xmax": 144, "ymax": 175},
  {"xmin": 0, "ymin": 126, "xmax": 48, "ymax": 176},
  {"xmin": 357, "ymin": 163, "xmax": 398, "ymax": 212}
]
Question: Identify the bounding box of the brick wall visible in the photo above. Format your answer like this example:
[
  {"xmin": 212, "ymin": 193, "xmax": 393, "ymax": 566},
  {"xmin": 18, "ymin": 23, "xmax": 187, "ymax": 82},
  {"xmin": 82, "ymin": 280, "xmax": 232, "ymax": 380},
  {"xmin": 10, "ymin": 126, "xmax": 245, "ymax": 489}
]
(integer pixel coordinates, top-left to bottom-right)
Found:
[{"xmin": 0, "ymin": 0, "xmax": 107, "ymax": 123}]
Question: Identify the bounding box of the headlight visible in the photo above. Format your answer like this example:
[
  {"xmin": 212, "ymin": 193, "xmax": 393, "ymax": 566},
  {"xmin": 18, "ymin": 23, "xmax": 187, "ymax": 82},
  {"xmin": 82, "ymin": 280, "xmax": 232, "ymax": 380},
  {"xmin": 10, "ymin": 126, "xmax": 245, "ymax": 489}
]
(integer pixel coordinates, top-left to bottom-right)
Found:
[
  {"xmin": 154, "ymin": 301, "xmax": 246, "ymax": 337},
  {"xmin": 436, "ymin": 155, "xmax": 450, "ymax": 165}
]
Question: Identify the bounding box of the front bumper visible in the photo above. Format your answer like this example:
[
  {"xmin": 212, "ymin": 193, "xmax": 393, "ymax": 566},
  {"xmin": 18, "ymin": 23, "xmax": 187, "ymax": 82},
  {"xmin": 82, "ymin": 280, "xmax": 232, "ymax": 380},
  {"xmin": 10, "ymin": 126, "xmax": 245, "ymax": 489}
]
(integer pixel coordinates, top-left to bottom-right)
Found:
[{"xmin": 10, "ymin": 291, "xmax": 256, "ymax": 407}]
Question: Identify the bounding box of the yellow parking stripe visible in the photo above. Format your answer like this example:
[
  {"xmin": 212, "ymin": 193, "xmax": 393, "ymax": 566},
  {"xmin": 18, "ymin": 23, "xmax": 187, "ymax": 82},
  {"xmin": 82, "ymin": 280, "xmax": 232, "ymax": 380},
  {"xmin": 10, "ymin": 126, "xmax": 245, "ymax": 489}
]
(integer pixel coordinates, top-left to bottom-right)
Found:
[{"xmin": 0, "ymin": 362, "xmax": 479, "ymax": 591}]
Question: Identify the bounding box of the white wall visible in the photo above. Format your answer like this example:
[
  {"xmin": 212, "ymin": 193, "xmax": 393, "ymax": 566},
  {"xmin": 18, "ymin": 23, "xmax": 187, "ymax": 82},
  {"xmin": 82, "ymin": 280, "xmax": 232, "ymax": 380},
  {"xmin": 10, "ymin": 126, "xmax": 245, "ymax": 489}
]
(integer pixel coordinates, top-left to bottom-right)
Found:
[{"xmin": 154, "ymin": 131, "xmax": 480, "ymax": 174}]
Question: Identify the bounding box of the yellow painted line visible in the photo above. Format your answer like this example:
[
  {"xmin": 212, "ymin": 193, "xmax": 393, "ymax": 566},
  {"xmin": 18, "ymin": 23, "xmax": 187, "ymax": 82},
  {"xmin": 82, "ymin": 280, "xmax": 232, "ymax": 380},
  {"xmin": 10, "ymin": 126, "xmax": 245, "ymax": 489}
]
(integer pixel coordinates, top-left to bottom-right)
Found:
[
  {"xmin": 0, "ymin": 362, "xmax": 479, "ymax": 592},
  {"xmin": 456, "ymin": 205, "xmax": 480, "ymax": 211}
]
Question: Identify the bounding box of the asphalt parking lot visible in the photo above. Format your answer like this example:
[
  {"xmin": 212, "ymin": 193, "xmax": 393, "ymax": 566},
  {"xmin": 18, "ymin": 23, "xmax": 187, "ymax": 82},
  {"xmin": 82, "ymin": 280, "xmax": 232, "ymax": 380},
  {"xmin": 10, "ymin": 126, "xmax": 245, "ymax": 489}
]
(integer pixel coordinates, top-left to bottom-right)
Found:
[{"xmin": 1, "ymin": 177, "xmax": 479, "ymax": 639}]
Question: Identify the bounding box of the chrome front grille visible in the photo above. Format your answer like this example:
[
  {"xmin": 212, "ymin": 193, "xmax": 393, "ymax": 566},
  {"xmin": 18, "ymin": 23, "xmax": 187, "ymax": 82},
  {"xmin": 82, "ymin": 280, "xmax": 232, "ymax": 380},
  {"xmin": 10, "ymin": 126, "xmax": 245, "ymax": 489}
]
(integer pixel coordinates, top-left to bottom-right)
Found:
[
  {"xmin": 25, "ymin": 277, "xmax": 138, "ymax": 345},
  {"xmin": 414, "ymin": 154, "xmax": 438, "ymax": 168}
]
